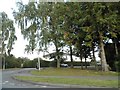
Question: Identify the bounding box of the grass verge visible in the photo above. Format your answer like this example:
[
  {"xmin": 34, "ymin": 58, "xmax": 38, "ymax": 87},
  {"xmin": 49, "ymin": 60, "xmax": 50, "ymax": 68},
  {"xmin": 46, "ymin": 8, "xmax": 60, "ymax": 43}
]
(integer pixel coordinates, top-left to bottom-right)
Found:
[
  {"xmin": 30, "ymin": 68, "xmax": 118, "ymax": 76},
  {"xmin": 15, "ymin": 76, "xmax": 118, "ymax": 88}
]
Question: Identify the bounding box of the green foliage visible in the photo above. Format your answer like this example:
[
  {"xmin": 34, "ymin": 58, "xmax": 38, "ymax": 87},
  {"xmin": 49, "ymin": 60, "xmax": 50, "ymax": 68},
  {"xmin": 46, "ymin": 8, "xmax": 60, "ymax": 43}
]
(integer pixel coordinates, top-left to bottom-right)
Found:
[
  {"xmin": 0, "ymin": 12, "xmax": 17, "ymax": 55},
  {"xmin": 5, "ymin": 55, "xmax": 21, "ymax": 68},
  {"xmin": 33, "ymin": 58, "xmax": 50, "ymax": 67},
  {"xmin": 23, "ymin": 58, "xmax": 51, "ymax": 68},
  {"xmin": 3, "ymin": 56, "xmax": 32, "ymax": 69},
  {"xmin": 49, "ymin": 59, "xmax": 57, "ymax": 67},
  {"xmin": 23, "ymin": 60, "xmax": 35, "ymax": 68}
]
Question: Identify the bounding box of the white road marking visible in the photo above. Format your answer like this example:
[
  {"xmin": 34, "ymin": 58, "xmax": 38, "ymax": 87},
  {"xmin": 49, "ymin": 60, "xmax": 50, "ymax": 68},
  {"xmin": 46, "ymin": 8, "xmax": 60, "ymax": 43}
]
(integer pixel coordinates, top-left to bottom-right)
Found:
[
  {"xmin": 2, "ymin": 83, "xmax": 6, "ymax": 84},
  {"xmin": 35, "ymin": 85, "xmax": 47, "ymax": 87},
  {"xmin": 41, "ymin": 86, "xmax": 47, "ymax": 88},
  {"xmin": 5, "ymin": 81, "xmax": 9, "ymax": 83},
  {"xmin": 2, "ymin": 81, "xmax": 9, "ymax": 84},
  {"xmin": 22, "ymin": 84, "xmax": 27, "ymax": 86}
]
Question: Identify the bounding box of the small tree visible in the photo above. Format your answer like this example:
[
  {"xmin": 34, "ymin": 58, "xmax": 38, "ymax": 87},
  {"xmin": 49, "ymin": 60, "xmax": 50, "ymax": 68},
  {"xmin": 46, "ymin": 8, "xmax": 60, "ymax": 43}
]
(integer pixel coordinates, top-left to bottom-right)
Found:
[{"xmin": 0, "ymin": 12, "xmax": 17, "ymax": 69}]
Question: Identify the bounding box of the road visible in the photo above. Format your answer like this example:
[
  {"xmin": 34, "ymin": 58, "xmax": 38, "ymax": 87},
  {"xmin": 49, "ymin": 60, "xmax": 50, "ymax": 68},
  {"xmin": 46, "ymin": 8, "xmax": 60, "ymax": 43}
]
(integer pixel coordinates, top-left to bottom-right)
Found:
[
  {"xmin": 0, "ymin": 70, "xmax": 2, "ymax": 90},
  {"xmin": 2, "ymin": 68, "xmax": 62, "ymax": 88},
  {"xmin": 1, "ymin": 68, "xmax": 119, "ymax": 89}
]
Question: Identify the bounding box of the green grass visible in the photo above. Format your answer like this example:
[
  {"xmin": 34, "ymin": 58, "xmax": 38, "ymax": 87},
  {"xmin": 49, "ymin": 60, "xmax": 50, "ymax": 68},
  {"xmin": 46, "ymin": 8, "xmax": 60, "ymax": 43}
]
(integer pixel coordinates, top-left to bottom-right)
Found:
[
  {"xmin": 31, "ymin": 68, "xmax": 118, "ymax": 76},
  {"xmin": 15, "ymin": 76, "xmax": 118, "ymax": 88}
]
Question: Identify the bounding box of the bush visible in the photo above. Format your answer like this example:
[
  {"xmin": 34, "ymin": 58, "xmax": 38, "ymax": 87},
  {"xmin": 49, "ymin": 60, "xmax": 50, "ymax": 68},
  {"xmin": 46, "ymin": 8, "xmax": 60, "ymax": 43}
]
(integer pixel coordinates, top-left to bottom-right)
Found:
[
  {"xmin": 114, "ymin": 61, "xmax": 120, "ymax": 72},
  {"xmin": 5, "ymin": 56, "xmax": 21, "ymax": 68},
  {"xmin": 49, "ymin": 59, "xmax": 57, "ymax": 67}
]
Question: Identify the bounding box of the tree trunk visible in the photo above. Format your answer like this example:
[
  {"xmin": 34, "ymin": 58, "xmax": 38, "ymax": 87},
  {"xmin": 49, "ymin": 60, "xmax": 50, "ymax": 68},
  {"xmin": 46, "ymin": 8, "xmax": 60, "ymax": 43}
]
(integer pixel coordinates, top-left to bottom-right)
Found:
[
  {"xmin": 69, "ymin": 45, "xmax": 73, "ymax": 68},
  {"xmin": 85, "ymin": 55, "xmax": 87, "ymax": 69},
  {"xmin": 56, "ymin": 49, "xmax": 60, "ymax": 68},
  {"xmin": 99, "ymin": 32, "xmax": 109, "ymax": 72},
  {"xmin": 80, "ymin": 54, "xmax": 83, "ymax": 69},
  {"xmin": 114, "ymin": 39, "xmax": 118, "ymax": 56},
  {"xmin": 92, "ymin": 44, "xmax": 98, "ymax": 71},
  {"xmin": 55, "ymin": 39, "xmax": 60, "ymax": 68}
]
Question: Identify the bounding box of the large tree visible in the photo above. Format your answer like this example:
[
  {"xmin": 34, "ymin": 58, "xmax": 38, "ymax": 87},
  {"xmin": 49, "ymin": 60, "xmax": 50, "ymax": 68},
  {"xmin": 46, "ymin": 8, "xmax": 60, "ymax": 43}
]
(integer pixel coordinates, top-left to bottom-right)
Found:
[
  {"xmin": 14, "ymin": 2, "xmax": 65, "ymax": 68},
  {"xmin": 52, "ymin": 2, "xmax": 119, "ymax": 71},
  {"xmin": 80, "ymin": 3, "xmax": 119, "ymax": 71}
]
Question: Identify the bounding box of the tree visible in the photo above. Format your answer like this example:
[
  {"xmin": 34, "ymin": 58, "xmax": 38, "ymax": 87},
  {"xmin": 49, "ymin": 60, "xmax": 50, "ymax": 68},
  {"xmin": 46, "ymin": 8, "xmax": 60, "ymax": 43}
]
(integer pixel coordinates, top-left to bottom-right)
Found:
[
  {"xmin": 53, "ymin": 2, "xmax": 119, "ymax": 71},
  {"xmin": 1, "ymin": 12, "xmax": 17, "ymax": 54},
  {"xmin": 81, "ymin": 3, "xmax": 119, "ymax": 71},
  {"xmin": 13, "ymin": 2, "xmax": 39, "ymax": 54},
  {"xmin": 0, "ymin": 12, "xmax": 17, "ymax": 69},
  {"xmin": 14, "ymin": 2, "xmax": 65, "ymax": 68},
  {"xmin": 43, "ymin": 3, "xmax": 66, "ymax": 68}
]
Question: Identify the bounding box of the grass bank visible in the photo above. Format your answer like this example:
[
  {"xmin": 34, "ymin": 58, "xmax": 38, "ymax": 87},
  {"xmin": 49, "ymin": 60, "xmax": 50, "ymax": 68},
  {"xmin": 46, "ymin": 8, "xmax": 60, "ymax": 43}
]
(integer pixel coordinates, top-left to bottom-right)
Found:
[
  {"xmin": 15, "ymin": 76, "xmax": 118, "ymax": 88},
  {"xmin": 30, "ymin": 68, "xmax": 118, "ymax": 76}
]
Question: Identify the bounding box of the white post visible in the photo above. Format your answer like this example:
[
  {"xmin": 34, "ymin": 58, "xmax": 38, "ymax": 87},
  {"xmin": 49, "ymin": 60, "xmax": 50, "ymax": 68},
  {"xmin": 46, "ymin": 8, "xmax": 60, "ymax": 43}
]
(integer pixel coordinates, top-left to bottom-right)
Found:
[{"xmin": 38, "ymin": 51, "xmax": 40, "ymax": 71}]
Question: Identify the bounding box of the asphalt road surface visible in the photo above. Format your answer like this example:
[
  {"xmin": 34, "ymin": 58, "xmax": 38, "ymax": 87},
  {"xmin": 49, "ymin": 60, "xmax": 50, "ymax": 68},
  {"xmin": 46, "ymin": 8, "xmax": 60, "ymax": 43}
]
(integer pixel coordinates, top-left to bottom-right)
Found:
[
  {"xmin": 2, "ymin": 68, "xmax": 62, "ymax": 88},
  {"xmin": 0, "ymin": 70, "xmax": 2, "ymax": 89}
]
